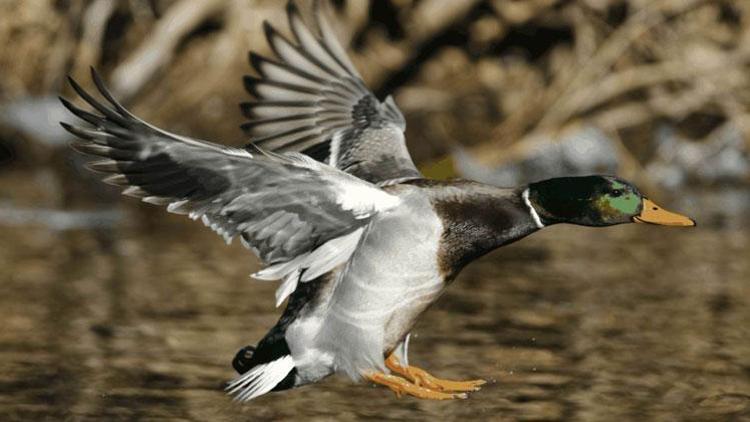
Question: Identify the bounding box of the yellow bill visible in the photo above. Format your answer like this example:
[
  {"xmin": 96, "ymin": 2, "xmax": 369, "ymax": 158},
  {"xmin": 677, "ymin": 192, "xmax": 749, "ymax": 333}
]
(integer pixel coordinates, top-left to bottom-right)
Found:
[{"xmin": 633, "ymin": 198, "xmax": 695, "ymax": 227}]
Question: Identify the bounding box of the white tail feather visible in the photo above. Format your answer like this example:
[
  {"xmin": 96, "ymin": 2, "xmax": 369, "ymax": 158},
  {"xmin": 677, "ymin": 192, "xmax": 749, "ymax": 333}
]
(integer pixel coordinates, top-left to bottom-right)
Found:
[{"xmin": 226, "ymin": 355, "xmax": 295, "ymax": 402}]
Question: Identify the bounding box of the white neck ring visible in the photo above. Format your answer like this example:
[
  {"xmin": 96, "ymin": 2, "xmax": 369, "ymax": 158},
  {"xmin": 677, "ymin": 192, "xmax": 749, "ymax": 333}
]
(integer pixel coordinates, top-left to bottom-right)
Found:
[{"xmin": 523, "ymin": 188, "xmax": 545, "ymax": 229}]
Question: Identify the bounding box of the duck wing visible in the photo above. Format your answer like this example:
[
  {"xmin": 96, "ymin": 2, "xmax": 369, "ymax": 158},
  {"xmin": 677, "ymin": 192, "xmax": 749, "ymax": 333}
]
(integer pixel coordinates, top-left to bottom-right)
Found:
[
  {"xmin": 241, "ymin": 1, "xmax": 421, "ymax": 186},
  {"xmin": 61, "ymin": 69, "xmax": 400, "ymax": 305}
]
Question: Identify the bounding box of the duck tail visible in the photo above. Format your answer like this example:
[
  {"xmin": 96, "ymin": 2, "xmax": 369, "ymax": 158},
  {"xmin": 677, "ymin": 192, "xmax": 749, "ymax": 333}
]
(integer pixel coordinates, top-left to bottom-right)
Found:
[
  {"xmin": 231, "ymin": 345, "xmax": 257, "ymax": 374},
  {"xmin": 226, "ymin": 353, "xmax": 296, "ymax": 402}
]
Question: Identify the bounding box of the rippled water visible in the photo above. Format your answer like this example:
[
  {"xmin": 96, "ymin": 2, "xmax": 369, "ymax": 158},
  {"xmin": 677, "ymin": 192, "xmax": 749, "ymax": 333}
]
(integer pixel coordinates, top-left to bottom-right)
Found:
[{"xmin": 1, "ymin": 212, "xmax": 748, "ymax": 420}]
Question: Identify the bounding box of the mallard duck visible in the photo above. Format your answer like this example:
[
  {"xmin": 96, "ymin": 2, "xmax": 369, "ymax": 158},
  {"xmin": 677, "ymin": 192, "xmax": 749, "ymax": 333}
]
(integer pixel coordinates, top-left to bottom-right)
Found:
[{"xmin": 60, "ymin": 1, "xmax": 695, "ymax": 402}]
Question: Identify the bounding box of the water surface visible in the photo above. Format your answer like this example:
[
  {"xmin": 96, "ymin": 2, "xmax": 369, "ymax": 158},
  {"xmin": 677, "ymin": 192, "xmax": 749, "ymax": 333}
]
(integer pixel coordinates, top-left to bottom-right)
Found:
[{"xmin": 1, "ymin": 215, "xmax": 748, "ymax": 420}]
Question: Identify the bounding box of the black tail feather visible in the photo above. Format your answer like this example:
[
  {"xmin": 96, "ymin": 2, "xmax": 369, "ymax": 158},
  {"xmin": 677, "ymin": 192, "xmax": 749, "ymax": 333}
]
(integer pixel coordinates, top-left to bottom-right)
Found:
[{"xmin": 232, "ymin": 345, "xmax": 256, "ymax": 374}]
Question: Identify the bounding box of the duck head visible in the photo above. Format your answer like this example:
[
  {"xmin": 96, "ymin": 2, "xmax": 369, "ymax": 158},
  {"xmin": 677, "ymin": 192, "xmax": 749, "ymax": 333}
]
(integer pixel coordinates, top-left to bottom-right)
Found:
[{"xmin": 526, "ymin": 175, "xmax": 695, "ymax": 227}]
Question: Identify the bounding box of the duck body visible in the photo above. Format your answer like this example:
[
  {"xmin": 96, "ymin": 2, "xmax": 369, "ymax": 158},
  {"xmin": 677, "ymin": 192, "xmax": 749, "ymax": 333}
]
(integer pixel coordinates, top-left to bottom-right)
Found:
[{"xmin": 238, "ymin": 180, "xmax": 540, "ymax": 390}]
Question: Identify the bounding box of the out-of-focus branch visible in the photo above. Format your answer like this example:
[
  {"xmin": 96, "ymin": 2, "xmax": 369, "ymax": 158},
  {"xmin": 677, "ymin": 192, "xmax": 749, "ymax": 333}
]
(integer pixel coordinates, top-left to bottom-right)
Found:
[
  {"xmin": 72, "ymin": 0, "xmax": 118, "ymax": 78},
  {"xmin": 355, "ymin": 0, "xmax": 482, "ymax": 86},
  {"xmin": 110, "ymin": 0, "xmax": 226, "ymax": 101},
  {"xmin": 471, "ymin": 0, "xmax": 710, "ymax": 166},
  {"xmin": 536, "ymin": 0, "xmax": 706, "ymax": 129},
  {"xmin": 559, "ymin": 51, "xmax": 750, "ymax": 122}
]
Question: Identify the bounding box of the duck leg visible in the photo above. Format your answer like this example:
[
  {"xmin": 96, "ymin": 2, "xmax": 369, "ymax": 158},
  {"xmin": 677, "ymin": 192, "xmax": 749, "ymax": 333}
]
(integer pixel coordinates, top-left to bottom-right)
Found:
[
  {"xmin": 385, "ymin": 354, "xmax": 486, "ymax": 392},
  {"xmin": 364, "ymin": 372, "xmax": 467, "ymax": 400}
]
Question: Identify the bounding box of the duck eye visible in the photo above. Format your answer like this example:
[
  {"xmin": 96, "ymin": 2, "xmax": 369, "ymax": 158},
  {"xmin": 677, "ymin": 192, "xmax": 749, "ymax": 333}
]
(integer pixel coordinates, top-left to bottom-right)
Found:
[{"xmin": 611, "ymin": 189, "xmax": 622, "ymax": 197}]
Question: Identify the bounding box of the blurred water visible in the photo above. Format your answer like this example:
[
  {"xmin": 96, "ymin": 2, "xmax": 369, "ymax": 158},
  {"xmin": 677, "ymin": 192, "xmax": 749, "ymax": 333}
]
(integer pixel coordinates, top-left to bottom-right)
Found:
[{"xmin": 0, "ymin": 215, "xmax": 748, "ymax": 421}]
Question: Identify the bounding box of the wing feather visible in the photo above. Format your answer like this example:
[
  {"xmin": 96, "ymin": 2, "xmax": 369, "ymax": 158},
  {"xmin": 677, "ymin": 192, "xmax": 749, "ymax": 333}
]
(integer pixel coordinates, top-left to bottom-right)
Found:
[
  {"xmin": 62, "ymin": 69, "xmax": 400, "ymax": 304},
  {"xmin": 244, "ymin": 1, "xmax": 421, "ymax": 185}
]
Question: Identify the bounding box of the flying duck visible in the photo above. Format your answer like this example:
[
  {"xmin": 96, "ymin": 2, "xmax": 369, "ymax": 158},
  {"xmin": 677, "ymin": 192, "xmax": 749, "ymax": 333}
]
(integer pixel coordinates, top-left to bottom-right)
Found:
[{"xmin": 60, "ymin": 1, "xmax": 695, "ymax": 402}]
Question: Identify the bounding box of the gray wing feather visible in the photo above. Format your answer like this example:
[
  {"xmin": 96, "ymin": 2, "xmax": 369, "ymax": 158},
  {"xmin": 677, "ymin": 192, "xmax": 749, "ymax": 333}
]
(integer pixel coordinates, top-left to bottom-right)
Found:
[
  {"xmin": 241, "ymin": 1, "xmax": 421, "ymax": 185},
  {"xmin": 61, "ymin": 70, "xmax": 399, "ymax": 280}
]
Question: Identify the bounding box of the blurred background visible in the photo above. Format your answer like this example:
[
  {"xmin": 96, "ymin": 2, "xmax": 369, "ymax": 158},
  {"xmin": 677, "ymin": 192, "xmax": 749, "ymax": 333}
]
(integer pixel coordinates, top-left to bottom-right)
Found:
[{"xmin": 0, "ymin": 0, "xmax": 748, "ymax": 420}]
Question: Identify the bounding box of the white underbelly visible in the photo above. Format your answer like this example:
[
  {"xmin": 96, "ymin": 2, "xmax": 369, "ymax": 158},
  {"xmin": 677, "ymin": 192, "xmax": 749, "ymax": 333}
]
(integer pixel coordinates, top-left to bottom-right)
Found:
[
  {"xmin": 287, "ymin": 265, "xmax": 445, "ymax": 384},
  {"xmin": 286, "ymin": 187, "xmax": 447, "ymax": 382},
  {"xmin": 380, "ymin": 277, "xmax": 444, "ymax": 352},
  {"xmin": 330, "ymin": 214, "xmax": 444, "ymax": 328},
  {"xmin": 317, "ymin": 191, "xmax": 446, "ymax": 379}
]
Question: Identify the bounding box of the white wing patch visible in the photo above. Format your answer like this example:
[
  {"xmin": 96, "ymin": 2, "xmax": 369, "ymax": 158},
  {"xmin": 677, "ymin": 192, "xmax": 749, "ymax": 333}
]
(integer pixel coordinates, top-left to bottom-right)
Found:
[
  {"xmin": 274, "ymin": 270, "xmax": 302, "ymax": 308},
  {"xmin": 225, "ymin": 355, "xmax": 295, "ymax": 402},
  {"xmin": 331, "ymin": 177, "xmax": 401, "ymax": 218},
  {"xmin": 253, "ymin": 226, "xmax": 366, "ymax": 306}
]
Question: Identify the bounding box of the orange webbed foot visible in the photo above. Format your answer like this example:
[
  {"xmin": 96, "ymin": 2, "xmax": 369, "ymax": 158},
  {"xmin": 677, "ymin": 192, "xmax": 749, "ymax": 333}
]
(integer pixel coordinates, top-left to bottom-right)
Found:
[
  {"xmin": 364, "ymin": 372, "xmax": 468, "ymax": 400},
  {"xmin": 385, "ymin": 354, "xmax": 486, "ymax": 392}
]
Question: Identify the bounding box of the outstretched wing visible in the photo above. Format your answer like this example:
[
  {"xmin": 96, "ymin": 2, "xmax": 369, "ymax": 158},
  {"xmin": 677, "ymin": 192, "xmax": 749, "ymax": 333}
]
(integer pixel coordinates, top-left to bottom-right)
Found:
[
  {"xmin": 61, "ymin": 69, "xmax": 400, "ymax": 304},
  {"xmin": 241, "ymin": 1, "xmax": 421, "ymax": 185}
]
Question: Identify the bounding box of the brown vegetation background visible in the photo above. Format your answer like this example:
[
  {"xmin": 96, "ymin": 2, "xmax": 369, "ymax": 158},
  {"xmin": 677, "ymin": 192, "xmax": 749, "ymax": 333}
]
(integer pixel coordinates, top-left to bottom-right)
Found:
[
  {"xmin": 0, "ymin": 1, "xmax": 749, "ymax": 420},
  {"xmin": 1, "ymin": 0, "xmax": 749, "ymax": 206}
]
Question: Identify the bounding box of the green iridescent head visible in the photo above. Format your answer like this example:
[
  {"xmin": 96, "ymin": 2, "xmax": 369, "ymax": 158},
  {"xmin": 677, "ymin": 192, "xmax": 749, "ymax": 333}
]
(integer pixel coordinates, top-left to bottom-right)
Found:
[{"xmin": 527, "ymin": 175, "xmax": 695, "ymax": 227}]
